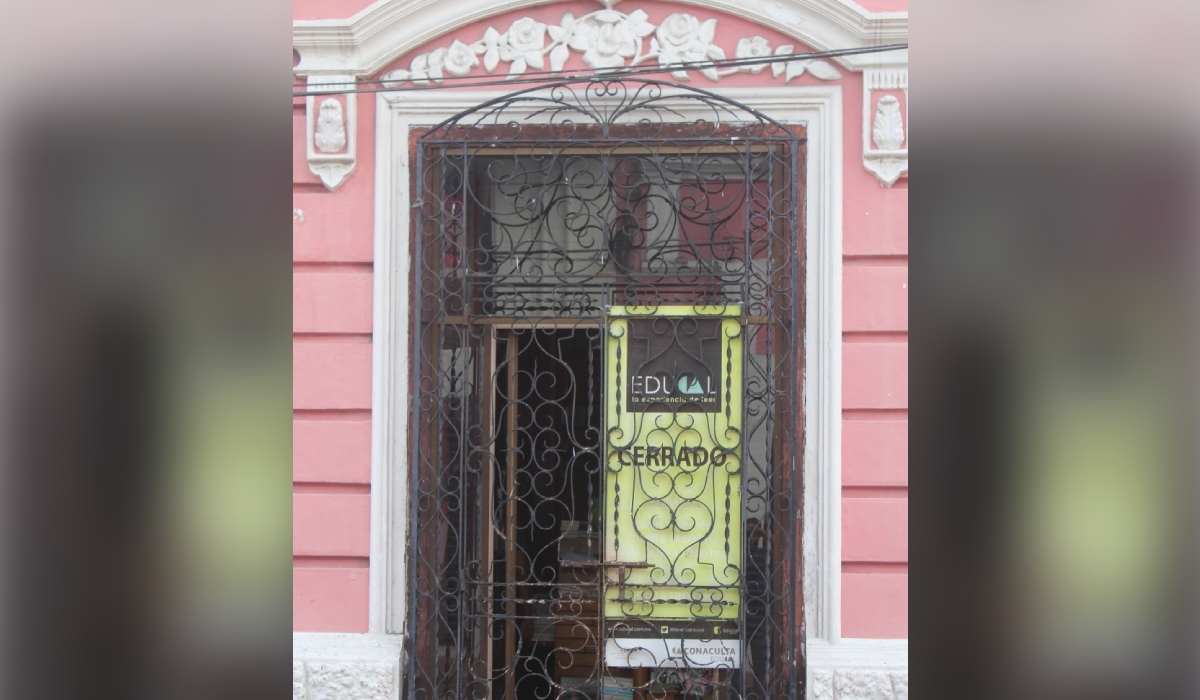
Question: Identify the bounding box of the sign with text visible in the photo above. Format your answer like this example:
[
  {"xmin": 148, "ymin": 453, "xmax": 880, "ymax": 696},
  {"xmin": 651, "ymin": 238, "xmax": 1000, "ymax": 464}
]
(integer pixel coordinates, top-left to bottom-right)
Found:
[
  {"xmin": 604, "ymin": 619, "xmax": 741, "ymax": 669},
  {"xmin": 624, "ymin": 316, "xmax": 723, "ymax": 413},
  {"xmin": 604, "ymin": 306, "xmax": 743, "ymax": 668}
]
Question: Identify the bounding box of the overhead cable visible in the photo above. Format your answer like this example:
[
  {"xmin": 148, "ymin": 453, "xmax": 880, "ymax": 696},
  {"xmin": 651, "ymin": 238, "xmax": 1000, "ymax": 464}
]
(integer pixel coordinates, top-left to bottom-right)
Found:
[{"xmin": 292, "ymin": 43, "xmax": 907, "ymax": 97}]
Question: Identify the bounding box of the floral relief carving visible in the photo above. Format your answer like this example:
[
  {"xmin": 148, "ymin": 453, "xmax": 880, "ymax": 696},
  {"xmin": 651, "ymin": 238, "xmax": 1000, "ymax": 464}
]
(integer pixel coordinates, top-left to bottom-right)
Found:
[
  {"xmin": 654, "ymin": 13, "xmax": 723, "ymax": 80},
  {"xmin": 382, "ymin": 5, "xmax": 842, "ymax": 86},
  {"xmin": 502, "ymin": 18, "xmax": 548, "ymax": 75},
  {"xmin": 736, "ymin": 36, "xmax": 772, "ymax": 73},
  {"xmin": 770, "ymin": 44, "xmax": 842, "ymax": 81},
  {"xmin": 443, "ymin": 40, "xmax": 480, "ymax": 77},
  {"xmin": 564, "ymin": 9, "xmax": 655, "ymax": 70}
]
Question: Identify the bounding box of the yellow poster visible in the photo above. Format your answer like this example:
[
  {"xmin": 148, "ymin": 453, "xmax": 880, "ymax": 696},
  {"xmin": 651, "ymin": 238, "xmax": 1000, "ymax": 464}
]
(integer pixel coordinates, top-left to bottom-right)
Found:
[{"xmin": 604, "ymin": 305, "xmax": 743, "ymax": 667}]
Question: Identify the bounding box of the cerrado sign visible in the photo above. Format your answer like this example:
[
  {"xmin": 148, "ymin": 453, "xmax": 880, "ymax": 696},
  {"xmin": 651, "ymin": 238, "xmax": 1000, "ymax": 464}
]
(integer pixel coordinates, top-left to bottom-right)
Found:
[{"xmin": 604, "ymin": 305, "xmax": 744, "ymax": 668}]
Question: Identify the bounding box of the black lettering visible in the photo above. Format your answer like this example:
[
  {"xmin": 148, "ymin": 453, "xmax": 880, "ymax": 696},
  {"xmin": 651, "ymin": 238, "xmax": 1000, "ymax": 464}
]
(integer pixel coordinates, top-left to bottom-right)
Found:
[
  {"xmin": 711, "ymin": 448, "xmax": 725, "ymax": 466},
  {"xmin": 647, "ymin": 446, "xmax": 660, "ymax": 466},
  {"xmin": 693, "ymin": 447, "xmax": 708, "ymax": 466},
  {"xmin": 633, "ymin": 445, "xmax": 645, "ymax": 466},
  {"xmin": 677, "ymin": 448, "xmax": 692, "ymax": 467},
  {"xmin": 617, "ymin": 448, "xmax": 631, "ymax": 466},
  {"xmin": 662, "ymin": 446, "xmax": 674, "ymax": 467}
]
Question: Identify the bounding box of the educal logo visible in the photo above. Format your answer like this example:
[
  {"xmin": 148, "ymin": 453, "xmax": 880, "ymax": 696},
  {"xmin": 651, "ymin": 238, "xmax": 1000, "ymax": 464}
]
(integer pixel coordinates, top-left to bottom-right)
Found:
[
  {"xmin": 630, "ymin": 372, "xmax": 717, "ymax": 405},
  {"xmin": 625, "ymin": 317, "xmax": 724, "ymax": 413}
]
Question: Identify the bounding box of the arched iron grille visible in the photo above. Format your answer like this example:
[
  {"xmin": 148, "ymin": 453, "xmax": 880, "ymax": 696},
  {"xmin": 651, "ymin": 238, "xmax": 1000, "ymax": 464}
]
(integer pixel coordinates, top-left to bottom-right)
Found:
[{"xmin": 408, "ymin": 79, "xmax": 805, "ymax": 700}]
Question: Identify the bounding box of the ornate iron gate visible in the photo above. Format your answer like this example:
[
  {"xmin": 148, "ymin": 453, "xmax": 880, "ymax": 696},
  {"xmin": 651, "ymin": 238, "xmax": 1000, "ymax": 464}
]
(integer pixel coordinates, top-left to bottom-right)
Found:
[{"xmin": 407, "ymin": 79, "xmax": 805, "ymax": 700}]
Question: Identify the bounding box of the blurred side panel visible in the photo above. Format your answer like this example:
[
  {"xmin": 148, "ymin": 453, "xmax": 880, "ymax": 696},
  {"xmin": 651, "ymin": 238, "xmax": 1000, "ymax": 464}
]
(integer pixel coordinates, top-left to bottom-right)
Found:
[{"xmin": 0, "ymin": 0, "xmax": 294, "ymax": 697}]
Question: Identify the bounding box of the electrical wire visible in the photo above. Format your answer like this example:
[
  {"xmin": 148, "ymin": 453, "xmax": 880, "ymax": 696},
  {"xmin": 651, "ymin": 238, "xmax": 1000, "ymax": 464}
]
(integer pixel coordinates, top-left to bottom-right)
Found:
[
  {"xmin": 292, "ymin": 43, "xmax": 906, "ymax": 97},
  {"xmin": 298, "ymin": 43, "xmax": 904, "ymax": 90}
]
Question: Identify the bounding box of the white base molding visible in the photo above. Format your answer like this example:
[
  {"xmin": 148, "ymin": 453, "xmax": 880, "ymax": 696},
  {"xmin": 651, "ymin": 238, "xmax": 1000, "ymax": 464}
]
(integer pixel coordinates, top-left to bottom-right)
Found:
[
  {"xmin": 291, "ymin": 634, "xmax": 907, "ymax": 700},
  {"xmin": 293, "ymin": 633, "xmax": 403, "ymax": 700},
  {"xmin": 807, "ymin": 639, "xmax": 909, "ymax": 700}
]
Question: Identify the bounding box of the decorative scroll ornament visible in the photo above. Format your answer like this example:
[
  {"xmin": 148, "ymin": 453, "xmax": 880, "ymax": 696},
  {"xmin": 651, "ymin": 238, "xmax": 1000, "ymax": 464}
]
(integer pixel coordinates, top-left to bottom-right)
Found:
[
  {"xmin": 862, "ymin": 68, "xmax": 908, "ymax": 186},
  {"xmin": 382, "ymin": 6, "xmax": 842, "ymax": 86},
  {"xmin": 313, "ymin": 98, "xmax": 346, "ymax": 153},
  {"xmin": 872, "ymin": 95, "xmax": 904, "ymax": 150},
  {"xmin": 306, "ymin": 76, "xmax": 356, "ymax": 191}
]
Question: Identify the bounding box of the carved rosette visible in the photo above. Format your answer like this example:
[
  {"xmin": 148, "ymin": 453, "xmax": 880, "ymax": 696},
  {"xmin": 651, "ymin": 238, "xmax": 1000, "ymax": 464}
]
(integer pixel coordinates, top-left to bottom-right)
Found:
[
  {"xmin": 381, "ymin": 6, "xmax": 843, "ymax": 86},
  {"xmin": 862, "ymin": 68, "xmax": 908, "ymax": 186},
  {"xmin": 306, "ymin": 75, "xmax": 356, "ymax": 191}
]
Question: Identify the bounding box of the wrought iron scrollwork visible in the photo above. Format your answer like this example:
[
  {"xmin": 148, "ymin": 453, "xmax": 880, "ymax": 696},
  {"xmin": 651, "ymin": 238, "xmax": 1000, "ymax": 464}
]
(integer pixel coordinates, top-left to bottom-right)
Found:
[{"xmin": 408, "ymin": 79, "xmax": 804, "ymax": 700}]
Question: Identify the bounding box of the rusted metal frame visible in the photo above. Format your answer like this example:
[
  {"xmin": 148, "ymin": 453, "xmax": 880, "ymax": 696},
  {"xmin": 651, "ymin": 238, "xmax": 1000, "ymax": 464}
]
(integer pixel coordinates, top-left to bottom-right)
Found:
[
  {"xmin": 585, "ymin": 323, "xmax": 603, "ymax": 686},
  {"xmin": 769, "ymin": 139, "xmax": 790, "ymax": 698},
  {"xmin": 437, "ymin": 315, "xmax": 780, "ymax": 328},
  {"xmin": 455, "ymin": 325, "xmax": 473, "ymax": 700},
  {"xmin": 735, "ymin": 291, "xmax": 749, "ymax": 700},
  {"xmin": 407, "ymin": 138, "xmax": 444, "ymax": 700},
  {"xmin": 761, "ymin": 135, "xmax": 793, "ymax": 699},
  {"xmin": 475, "ymin": 326, "xmax": 497, "ymax": 694},
  {"xmin": 746, "ymin": 131, "xmax": 804, "ymax": 700},
  {"xmin": 771, "ymin": 131, "xmax": 806, "ymax": 700},
  {"xmin": 428, "ymin": 143, "xmax": 784, "ymax": 158},
  {"xmin": 407, "ymin": 81, "xmax": 809, "ymax": 700},
  {"xmin": 598, "ymin": 306, "xmax": 613, "ymax": 691},
  {"xmin": 426, "ymin": 119, "xmax": 795, "ymax": 139},
  {"xmin": 440, "ymin": 317, "xmax": 604, "ymax": 329},
  {"xmin": 422, "ymin": 127, "xmax": 793, "ymax": 148},
  {"xmin": 461, "ymin": 142, "xmax": 497, "ymax": 697},
  {"xmin": 503, "ymin": 331, "xmax": 519, "ymax": 700},
  {"xmin": 444, "ymin": 151, "xmax": 474, "ymax": 696}
]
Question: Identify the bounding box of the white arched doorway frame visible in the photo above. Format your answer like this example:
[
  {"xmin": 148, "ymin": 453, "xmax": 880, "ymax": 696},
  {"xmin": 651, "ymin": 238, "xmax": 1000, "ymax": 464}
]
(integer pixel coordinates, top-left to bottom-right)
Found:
[{"xmin": 367, "ymin": 79, "xmax": 843, "ymax": 654}]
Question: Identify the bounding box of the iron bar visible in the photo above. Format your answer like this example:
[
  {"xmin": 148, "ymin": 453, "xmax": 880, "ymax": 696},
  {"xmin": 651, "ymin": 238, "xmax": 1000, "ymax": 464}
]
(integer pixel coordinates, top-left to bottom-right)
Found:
[{"xmin": 407, "ymin": 78, "xmax": 805, "ymax": 700}]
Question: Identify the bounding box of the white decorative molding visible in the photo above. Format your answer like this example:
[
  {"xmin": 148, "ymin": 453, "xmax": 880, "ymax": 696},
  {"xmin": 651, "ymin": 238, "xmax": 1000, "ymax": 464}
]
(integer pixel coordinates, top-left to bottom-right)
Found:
[
  {"xmin": 293, "ymin": 0, "xmax": 907, "ymax": 77},
  {"xmin": 293, "ymin": 632, "xmax": 405, "ymax": 662},
  {"xmin": 807, "ymin": 639, "xmax": 908, "ymax": 700},
  {"xmin": 314, "ymin": 98, "xmax": 348, "ymax": 152},
  {"xmin": 872, "ymin": 96, "xmax": 903, "ymax": 150},
  {"xmin": 371, "ymin": 84, "xmax": 844, "ymax": 649},
  {"xmin": 380, "ymin": 8, "xmax": 842, "ymax": 86},
  {"xmin": 293, "ymin": 633, "xmax": 403, "ymax": 700},
  {"xmin": 306, "ymin": 75, "xmax": 357, "ymax": 191},
  {"xmin": 861, "ymin": 67, "xmax": 907, "ymax": 186},
  {"xmin": 290, "ymin": 634, "xmax": 908, "ymax": 700}
]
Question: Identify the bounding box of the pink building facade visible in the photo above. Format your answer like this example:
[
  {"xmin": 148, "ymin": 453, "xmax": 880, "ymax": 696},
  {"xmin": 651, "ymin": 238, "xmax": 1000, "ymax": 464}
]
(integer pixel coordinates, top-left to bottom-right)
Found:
[{"xmin": 293, "ymin": 1, "xmax": 907, "ymax": 697}]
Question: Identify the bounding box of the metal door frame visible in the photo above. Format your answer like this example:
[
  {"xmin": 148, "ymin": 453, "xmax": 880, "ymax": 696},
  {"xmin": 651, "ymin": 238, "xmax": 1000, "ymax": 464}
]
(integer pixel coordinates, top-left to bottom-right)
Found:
[{"xmin": 404, "ymin": 78, "xmax": 807, "ymax": 700}]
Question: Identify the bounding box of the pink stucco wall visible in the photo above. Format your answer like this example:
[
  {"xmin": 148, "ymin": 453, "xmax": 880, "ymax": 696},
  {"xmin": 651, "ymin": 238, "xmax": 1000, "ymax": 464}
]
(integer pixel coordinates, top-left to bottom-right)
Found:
[
  {"xmin": 293, "ymin": 0, "xmax": 907, "ymax": 637},
  {"xmin": 293, "ymin": 70, "xmax": 378, "ymax": 630},
  {"xmin": 841, "ymin": 63, "xmax": 908, "ymax": 635}
]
